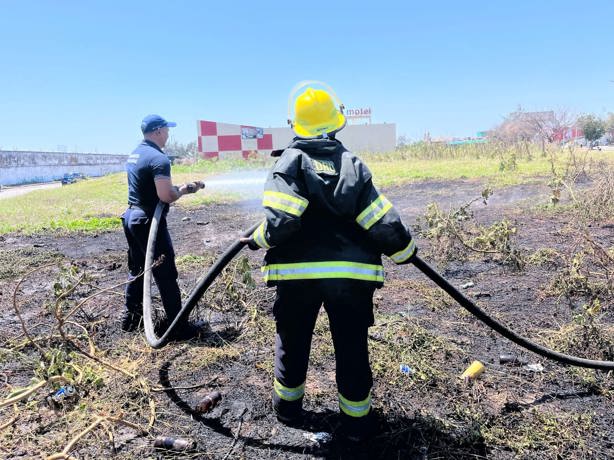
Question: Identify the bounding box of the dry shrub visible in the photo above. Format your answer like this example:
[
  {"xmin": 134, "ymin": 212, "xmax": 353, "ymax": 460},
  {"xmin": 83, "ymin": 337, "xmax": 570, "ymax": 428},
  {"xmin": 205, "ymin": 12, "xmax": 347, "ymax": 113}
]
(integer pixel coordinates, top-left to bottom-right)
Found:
[
  {"xmin": 573, "ymin": 166, "xmax": 614, "ymax": 222},
  {"xmin": 545, "ymin": 301, "xmax": 614, "ymax": 363},
  {"xmin": 543, "ymin": 235, "xmax": 613, "ymax": 312},
  {"xmin": 415, "ymin": 190, "xmax": 525, "ymax": 269}
]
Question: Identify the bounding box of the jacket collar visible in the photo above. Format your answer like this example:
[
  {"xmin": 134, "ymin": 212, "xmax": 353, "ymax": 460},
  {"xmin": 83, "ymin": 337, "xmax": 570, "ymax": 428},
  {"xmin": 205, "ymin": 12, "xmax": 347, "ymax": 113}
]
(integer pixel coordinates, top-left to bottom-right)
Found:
[{"xmin": 288, "ymin": 137, "xmax": 343, "ymax": 156}]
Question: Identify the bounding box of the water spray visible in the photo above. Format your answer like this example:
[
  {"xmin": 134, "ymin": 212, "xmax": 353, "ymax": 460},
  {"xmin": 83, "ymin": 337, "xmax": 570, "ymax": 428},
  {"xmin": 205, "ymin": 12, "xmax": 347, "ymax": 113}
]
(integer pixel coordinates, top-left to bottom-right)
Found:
[{"xmin": 195, "ymin": 171, "xmax": 267, "ymax": 194}]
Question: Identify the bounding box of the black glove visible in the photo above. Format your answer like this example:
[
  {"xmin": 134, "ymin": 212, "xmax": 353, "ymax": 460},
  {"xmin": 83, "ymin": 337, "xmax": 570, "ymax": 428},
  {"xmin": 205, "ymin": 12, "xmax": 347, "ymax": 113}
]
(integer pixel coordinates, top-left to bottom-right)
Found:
[
  {"xmin": 247, "ymin": 239, "xmax": 260, "ymax": 251},
  {"xmin": 240, "ymin": 237, "xmax": 260, "ymax": 251}
]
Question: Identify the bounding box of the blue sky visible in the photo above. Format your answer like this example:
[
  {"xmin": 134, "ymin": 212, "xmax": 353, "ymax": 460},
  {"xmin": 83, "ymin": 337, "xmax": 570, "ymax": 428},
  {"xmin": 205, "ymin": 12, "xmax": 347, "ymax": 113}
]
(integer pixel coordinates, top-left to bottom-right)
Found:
[{"xmin": 0, "ymin": 1, "xmax": 612, "ymax": 153}]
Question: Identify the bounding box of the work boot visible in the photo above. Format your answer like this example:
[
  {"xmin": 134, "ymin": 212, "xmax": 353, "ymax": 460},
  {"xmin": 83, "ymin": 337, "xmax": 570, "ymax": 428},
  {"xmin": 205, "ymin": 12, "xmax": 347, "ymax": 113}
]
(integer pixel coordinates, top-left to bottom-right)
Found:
[
  {"xmin": 275, "ymin": 408, "xmax": 305, "ymax": 428},
  {"xmin": 338, "ymin": 411, "xmax": 378, "ymax": 443},
  {"xmin": 120, "ymin": 310, "xmax": 143, "ymax": 332},
  {"xmin": 273, "ymin": 395, "xmax": 304, "ymax": 428}
]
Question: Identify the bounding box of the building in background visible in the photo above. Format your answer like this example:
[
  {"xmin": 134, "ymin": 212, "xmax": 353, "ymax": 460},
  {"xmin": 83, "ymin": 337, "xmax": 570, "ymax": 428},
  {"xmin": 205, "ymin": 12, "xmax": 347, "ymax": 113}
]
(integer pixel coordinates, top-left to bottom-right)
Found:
[{"xmin": 196, "ymin": 118, "xmax": 396, "ymax": 159}]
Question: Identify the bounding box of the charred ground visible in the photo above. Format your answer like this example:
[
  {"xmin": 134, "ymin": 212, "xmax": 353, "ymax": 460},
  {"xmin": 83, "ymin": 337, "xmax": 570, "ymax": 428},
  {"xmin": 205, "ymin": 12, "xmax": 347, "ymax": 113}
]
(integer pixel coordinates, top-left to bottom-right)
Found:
[{"xmin": 0, "ymin": 177, "xmax": 612, "ymax": 459}]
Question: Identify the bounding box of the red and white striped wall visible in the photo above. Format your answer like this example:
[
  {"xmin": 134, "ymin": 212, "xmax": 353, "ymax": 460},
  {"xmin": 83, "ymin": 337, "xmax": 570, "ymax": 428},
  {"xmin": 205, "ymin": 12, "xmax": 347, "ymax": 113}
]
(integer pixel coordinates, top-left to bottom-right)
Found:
[{"xmin": 197, "ymin": 120, "xmax": 281, "ymax": 159}]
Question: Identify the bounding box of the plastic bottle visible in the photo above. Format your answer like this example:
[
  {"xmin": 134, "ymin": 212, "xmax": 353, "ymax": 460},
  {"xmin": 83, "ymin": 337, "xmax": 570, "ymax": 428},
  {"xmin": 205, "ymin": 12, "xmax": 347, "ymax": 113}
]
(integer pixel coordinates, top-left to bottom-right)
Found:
[
  {"xmin": 57, "ymin": 385, "xmax": 75, "ymax": 399},
  {"xmin": 47, "ymin": 385, "xmax": 77, "ymax": 408},
  {"xmin": 195, "ymin": 391, "xmax": 222, "ymax": 413},
  {"xmin": 153, "ymin": 436, "xmax": 195, "ymax": 451}
]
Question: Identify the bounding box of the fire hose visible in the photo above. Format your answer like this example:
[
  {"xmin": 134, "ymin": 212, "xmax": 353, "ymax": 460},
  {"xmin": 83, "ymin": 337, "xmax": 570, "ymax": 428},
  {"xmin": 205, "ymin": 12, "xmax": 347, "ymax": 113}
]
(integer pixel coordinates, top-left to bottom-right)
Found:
[
  {"xmin": 143, "ymin": 202, "xmax": 614, "ymax": 371},
  {"xmin": 142, "ymin": 201, "xmax": 259, "ymax": 349}
]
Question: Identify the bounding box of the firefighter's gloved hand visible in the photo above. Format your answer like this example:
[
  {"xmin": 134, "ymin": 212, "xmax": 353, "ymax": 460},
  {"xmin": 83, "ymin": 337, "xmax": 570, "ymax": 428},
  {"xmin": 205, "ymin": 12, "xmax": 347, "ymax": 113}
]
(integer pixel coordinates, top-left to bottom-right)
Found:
[{"xmin": 239, "ymin": 237, "xmax": 260, "ymax": 251}]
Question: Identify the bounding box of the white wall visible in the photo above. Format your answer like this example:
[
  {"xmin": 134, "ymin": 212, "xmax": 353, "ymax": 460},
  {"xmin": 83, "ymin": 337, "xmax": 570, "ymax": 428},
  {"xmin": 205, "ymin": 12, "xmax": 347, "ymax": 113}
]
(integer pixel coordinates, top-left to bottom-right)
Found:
[
  {"xmin": 337, "ymin": 123, "xmax": 396, "ymax": 153},
  {"xmin": 266, "ymin": 123, "xmax": 396, "ymax": 153},
  {"xmin": 0, "ymin": 151, "xmax": 127, "ymax": 186}
]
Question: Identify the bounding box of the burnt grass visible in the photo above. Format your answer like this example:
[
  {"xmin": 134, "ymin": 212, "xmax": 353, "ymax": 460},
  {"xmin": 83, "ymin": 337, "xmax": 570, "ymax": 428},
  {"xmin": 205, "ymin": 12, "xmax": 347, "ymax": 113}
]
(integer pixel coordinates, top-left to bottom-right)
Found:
[{"xmin": 0, "ymin": 178, "xmax": 612, "ymax": 459}]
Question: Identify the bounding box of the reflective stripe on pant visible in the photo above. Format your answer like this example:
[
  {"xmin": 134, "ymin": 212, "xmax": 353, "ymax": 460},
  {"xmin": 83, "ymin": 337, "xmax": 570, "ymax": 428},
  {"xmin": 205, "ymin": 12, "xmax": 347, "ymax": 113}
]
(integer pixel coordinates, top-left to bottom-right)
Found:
[
  {"xmin": 339, "ymin": 391, "xmax": 371, "ymax": 417},
  {"xmin": 272, "ymin": 279, "xmax": 375, "ymax": 416},
  {"xmin": 121, "ymin": 207, "xmax": 182, "ymax": 320}
]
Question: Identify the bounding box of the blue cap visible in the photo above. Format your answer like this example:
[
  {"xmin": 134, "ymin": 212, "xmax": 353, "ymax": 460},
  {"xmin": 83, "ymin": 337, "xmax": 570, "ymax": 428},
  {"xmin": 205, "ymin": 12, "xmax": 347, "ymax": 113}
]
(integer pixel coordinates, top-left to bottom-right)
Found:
[{"xmin": 141, "ymin": 114, "xmax": 177, "ymax": 133}]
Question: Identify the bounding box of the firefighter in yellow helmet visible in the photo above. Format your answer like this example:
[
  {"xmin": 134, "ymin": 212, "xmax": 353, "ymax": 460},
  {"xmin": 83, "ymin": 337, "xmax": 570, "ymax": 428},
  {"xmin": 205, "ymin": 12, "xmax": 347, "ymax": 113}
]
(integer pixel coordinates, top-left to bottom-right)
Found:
[
  {"xmin": 241, "ymin": 81, "xmax": 417, "ymax": 442},
  {"xmin": 291, "ymin": 87, "xmax": 346, "ymax": 138}
]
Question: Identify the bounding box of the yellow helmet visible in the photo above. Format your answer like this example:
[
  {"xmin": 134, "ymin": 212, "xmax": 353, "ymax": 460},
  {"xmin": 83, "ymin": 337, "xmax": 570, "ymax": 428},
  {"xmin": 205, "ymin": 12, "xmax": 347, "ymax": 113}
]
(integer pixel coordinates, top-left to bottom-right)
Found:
[{"xmin": 288, "ymin": 81, "xmax": 346, "ymax": 138}]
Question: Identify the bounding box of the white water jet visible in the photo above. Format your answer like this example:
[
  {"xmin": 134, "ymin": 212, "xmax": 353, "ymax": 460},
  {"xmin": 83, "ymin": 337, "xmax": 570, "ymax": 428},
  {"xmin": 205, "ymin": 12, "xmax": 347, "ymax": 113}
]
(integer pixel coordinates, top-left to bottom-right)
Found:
[{"xmin": 202, "ymin": 170, "xmax": 267, "ymax": 198}]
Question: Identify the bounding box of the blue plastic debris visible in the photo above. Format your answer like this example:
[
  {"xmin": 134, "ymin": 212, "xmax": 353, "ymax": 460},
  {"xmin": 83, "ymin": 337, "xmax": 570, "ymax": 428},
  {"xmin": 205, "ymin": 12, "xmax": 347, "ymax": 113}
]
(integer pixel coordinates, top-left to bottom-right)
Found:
[{"xmin": 399, "ymin": 364, "xmax": 415, "ymax": 376}]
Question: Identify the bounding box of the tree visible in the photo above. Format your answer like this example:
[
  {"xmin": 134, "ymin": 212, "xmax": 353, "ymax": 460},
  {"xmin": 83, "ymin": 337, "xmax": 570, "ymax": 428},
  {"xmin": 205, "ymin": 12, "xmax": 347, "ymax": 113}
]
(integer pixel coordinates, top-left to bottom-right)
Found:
[
  {"xmin": 524, "ymin": 109, "xmax": 576, "ymax": 144},
  {"xmin": 577, "ymin": 114, "xmax": 606, "ymax": 148},
  {"xmin": 397, "ymin": 135, "xmax": 409, "ymax": 148},
  {"xmin": 492, "ymin": 109, "xmax": 576, "ymax": 146},
  {"xmin": 165, "ymin": 140, "xmax": 198, "ymax": 158},
  {"xmin": 605, "ymin": 112, "xmax": 614, "ymax": 142}
]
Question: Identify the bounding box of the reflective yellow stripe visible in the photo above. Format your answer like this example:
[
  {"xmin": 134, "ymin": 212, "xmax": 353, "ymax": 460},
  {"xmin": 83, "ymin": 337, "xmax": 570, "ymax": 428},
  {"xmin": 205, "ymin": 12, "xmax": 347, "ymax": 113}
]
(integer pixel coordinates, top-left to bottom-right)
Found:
[
  {"xmin": 263, "ymin": 190, "xmax": 309, "ymax": 217},
  {"xmin": 356, "ymin": 194, "xmax": 393, "ymax": 230},
  {"xmin": 339, "ymin": 392, "xmax": 371, "ymax": 418},
  {"xmin": 390, "ymin": 239, "xmax": 416, "ymax": 263},
  {"xmin": 251, "ymin": 221, "xmax": 271, "ymax": 249},
  {"xmin": 262, "ymin": 261, "xmax": 384, "ymax": 283},
  {"xmin": 274, "ymin": 378, "xmax": 305, "ymax": 401}
]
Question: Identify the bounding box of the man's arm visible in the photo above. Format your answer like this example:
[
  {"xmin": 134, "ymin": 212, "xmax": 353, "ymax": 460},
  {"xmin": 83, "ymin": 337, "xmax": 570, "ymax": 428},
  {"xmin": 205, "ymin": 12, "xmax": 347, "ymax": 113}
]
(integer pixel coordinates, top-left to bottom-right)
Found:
[{"xmin": 155, "ymin": 177, "xmax": 204, "ymax": 203}]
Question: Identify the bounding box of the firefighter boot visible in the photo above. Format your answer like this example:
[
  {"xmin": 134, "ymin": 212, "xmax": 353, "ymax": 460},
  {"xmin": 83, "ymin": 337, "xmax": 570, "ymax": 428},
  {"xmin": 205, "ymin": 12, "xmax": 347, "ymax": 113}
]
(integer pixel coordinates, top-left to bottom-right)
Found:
[
  {"xmin": 273, "ymin": 391, "xmax": 304, "ymax": 428},
  {"xmin": 338, "ymin": 410, "xmax": 377, "ymax": 443}
]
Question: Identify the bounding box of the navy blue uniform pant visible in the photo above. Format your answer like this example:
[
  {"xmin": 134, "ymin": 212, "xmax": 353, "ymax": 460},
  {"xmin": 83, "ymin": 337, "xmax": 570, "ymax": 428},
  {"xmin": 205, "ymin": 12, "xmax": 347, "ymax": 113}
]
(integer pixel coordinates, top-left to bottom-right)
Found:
[
  {"xmin": 272, "ymin": 279, "xmax": 376, "ymax": 417},
  {"xmin": 121, "ymin": 207, "xmax": 182, "ymax": 320}
]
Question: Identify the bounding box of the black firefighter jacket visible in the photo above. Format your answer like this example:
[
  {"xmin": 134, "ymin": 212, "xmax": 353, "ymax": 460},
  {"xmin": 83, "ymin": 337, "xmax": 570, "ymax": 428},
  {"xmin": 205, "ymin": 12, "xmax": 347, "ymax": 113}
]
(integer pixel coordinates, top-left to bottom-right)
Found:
[{"xmin": 250, "ymin": 138, "xmax": 416, "ymax": 287}]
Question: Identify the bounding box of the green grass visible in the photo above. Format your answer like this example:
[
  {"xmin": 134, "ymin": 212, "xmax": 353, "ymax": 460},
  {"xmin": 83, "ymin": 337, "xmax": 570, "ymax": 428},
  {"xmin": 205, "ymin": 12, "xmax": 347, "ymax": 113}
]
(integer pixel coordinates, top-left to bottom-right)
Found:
[
  {"xmin": 0, "ymin": 158, "xmax": 267, "ymax": 235},
  {"xmin": 366, "ymin": 154, "xmax": 613, "ymax": 187},
  {"xmin": 0, "ymin": 174, "xmax": 127, "ymax": 234},
  {"xmin": 367, "ymin": 157, "xmax": 551, "ymax": 187},
  {"xmin": 2, "ymin": 149, "xmax": 612, "ymax": 235}
]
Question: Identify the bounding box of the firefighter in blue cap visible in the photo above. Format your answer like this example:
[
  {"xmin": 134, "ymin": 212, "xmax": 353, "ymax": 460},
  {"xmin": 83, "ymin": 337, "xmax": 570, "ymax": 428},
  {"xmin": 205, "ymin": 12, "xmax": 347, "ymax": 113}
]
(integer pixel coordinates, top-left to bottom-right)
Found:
[
  {"xmin": 241, "ymin": 82, "xmax": 417, "ymax": 442},
  {"xmin": 121, "ymin": 114, "xmax": 204, "ymax": 338}
]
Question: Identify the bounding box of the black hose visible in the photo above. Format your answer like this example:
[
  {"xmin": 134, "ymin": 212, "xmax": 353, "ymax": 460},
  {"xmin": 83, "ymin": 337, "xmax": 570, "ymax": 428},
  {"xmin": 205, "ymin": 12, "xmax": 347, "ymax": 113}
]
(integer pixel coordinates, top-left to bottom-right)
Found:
[
  {"xmin": 142, "ymin": 202, "xmax": 614, "ymax": 370},
  {"xmin": 142, "ymin": 202, "xmax": 259, "ymax": 349},
  {"xmin": 411, "ymin": 256, "xmax": 614, "ymax": 371}
]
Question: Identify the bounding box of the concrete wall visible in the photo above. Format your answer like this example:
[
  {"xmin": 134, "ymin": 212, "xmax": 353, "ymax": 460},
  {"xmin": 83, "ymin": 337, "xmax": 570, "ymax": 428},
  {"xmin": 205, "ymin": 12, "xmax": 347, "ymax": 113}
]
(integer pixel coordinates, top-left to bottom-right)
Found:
[
  {"xmin": 336, "ymin": 123, "xmax": 396, "ymax": 153},
  {"xmin": 0, "ymin": 151, "xmax": 128, "ymax": 186}
]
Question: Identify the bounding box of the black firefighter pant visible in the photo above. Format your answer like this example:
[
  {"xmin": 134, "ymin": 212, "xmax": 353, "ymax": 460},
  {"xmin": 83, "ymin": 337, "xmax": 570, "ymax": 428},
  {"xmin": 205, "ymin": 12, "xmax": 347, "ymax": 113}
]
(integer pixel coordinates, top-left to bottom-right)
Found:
[
  {"xmin": 272, "ymin": 278, "xmax": 376, "ymax": 419},
  {"xmin": 121, "ymin": 207, "xmax": 182, "ymax": 321}
]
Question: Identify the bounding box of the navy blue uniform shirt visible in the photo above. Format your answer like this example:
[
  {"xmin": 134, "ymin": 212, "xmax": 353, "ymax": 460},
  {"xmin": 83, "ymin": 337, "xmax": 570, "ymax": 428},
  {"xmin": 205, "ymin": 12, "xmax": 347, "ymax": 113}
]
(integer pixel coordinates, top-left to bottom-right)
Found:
[{"xmin": 126, "ymin": 140, "xmax": 171, "ymax": 215}]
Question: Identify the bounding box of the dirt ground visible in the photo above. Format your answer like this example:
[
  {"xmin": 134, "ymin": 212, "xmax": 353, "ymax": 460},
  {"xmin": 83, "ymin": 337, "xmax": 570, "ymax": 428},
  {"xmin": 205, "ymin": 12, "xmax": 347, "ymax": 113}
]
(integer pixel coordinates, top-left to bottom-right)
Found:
[{"xmin": 0, "ymin": 178, "xmax": 612, "ymax": 459}]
